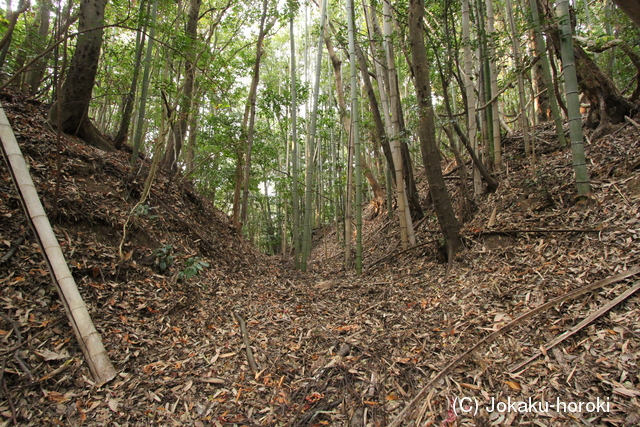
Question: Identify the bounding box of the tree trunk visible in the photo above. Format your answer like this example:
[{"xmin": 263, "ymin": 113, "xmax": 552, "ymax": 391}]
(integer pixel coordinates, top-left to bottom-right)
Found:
[
  {"xmin": 529, "ymin": 0, "xmax": 567, "ymax": 146},
  {"xmin": 485, "ymin": 0, "xmax": 502, "ymax": 170},
  {"xmin": 301, "ymin": 0, "xmax": 327, "ymax": 271},
  {"xmin": 26, "ymin": 0, "xmax": 51, "ymax": 95},
  {"xmin": 162, "ymin": 0, "xmax": 201, "ymax": 173},
  {"xmin": 409, "ymin": 0, "xmax": 462, "ymax": 258},
  {"xmin": 240, "ymin": 0, "xmax": 273, "ymax": 225},
  {"xmin": 290, "ymin": 16, "xmax": 301, "ymax": 267},
  {"xmin": 47, "ymin": 0, "xmax": 114, "ymax": 152},
  {"xmin": 542, "ymin": 0, "xmax": 634, "ymax": 138},
  {"xmin": 346, "ymin": 0, "xmax": 362, "ymax": 274},
  {"xmin": 612, "ymin": 0, "xmax": 640, "ymax": 28},
  {"xmin": 383, "ymin": 0, "xmax": 415, "ymax": 247},
  {"xmin": 556, "ymin": 0, "xmax": 591, "ymax": 195},
  {"xmin": 461, "ymin": 0, "xmax": 482, "ymax": 195},
  {"xmin": 113, "ymin": 0, "xmax": 147, "ymax": 149},
  {"xmin": 130, "ymin": 0, "xmax": 158, "ymax": 165}
]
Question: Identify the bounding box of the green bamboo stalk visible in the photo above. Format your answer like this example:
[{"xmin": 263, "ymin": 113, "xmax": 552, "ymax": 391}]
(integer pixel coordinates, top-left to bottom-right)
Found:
[
  {"xmin": 556, "ymin": 0, "xmax": 590, "ymax": 195},
  {"xmin": 529, "ymin": 0, "xmax": 567, "ymax": 146},
  {"xmin": 346, "ymin": 0, "xmax": 362, "ymax": 274},
  {"xmin": 301, "ymin": 0, "xmax": 327, "ymax": 271},
  {"xmin": 290, "ymin": 16, "xmax": 301, "ymax": 268}
]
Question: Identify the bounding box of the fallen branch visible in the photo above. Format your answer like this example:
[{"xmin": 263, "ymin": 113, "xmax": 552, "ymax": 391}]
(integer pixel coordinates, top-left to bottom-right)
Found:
[
  {"xmin": 38, "ymin": 357, "xmax": 75, "ymax": 382},
  {"xmin": 232, "ymin": 312, "xmax": 258, "ymax": 373},
  {"xmin": 0, "ymin": 317, "xmax": 66, "ymax": 358},
  {"xmin": 625, "ymin": 115, "xmax": 640, "ymax": 129},
  {"xmin": 0, "ymin": 312, "xmax": 33, "ymax": 381},
  {"xmin": 0, "ymin": 235, "xmax": 25, "ymax": 264},
  {"xmin": 472, "ymin": 228, "xmax": 606, "ymax": 236},
  {"xmin": 509, "ymin": 280, "xmax": 640, "ymax": 373},
  {"xmin": 387, "ymin": 266, "xmax": 640, "ymax": 427},
  {"xmin": 0, "ymin": 357, "xmax": 17, "ymax": 426},
  {"xmin": 292, "ymin": 399, "xmax": 341, "ymax": 427}
]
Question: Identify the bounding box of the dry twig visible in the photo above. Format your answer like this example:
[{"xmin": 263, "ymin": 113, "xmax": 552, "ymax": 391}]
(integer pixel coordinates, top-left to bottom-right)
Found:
[
  {"xmin": 387, "ymin": 267, "xmax": 640, "ymax": 426},
  {"xmin": 509, "ymin": 280, "xmax": 640, "ymax": 372},
  {"xmin": 233, "ymin": 312, "xmax": 258, "ymax": 373}
]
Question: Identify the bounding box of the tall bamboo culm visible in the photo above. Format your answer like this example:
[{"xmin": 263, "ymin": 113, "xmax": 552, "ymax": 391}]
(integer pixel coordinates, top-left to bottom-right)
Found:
[
  {"xmin": 346, "ymin": 0, "xmax": 362, "ymax": 273},
  {"xmin": 301, "ymin": 0, "xmax": 327, "ymax": 271},
  {"xmin": 556, "ymin": 0, "xmax": 590, "ymax": 196},
  {"xmin": 0, "ymin": 104, "xmax": 116, "ymax": 385}
]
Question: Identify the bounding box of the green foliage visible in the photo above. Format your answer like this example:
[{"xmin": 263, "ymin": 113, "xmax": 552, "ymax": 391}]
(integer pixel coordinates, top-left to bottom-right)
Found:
[
  {"xmin": 153, "ymin": 245, "xmax": 175, "ymax": 271},
  {"xmin": 178, "ymin": 257, "xmax": 210, "ymax": 280},
  {"xmin": 133, "ymin": 204, "xmax": 159, "ymax": 221}
]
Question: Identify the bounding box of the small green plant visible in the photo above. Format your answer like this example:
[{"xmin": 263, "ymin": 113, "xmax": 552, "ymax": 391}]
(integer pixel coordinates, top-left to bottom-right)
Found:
[
  {"xmin": 178, "ymin": 257, "xmax": 209, "ymax": 280},
  {"xmin": 153, "ymin": 245, "xmax": 175, "ymax": 271},
  {"xmin": 133, "ymin": 204, "xmax": 159, "ymax": 221}
]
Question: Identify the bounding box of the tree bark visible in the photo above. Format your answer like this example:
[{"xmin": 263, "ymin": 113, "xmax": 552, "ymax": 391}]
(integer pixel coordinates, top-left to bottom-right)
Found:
[
  {"xmin": 26, "ymin": 0, "xmax": 51, "ymax": 95},
  {"xmin": 461, "ymin": 0, "xmax": 483, "ymax": 195},
  {"xmin": 354, "ymin": 41, "xmax": 393, "ymax": 185},
  {"xmin": 47, "ymin": 0, "xmax": 114, "ymax": 152},
  {"xmin": 409, "ymin": 0, "xmax": 462, "ymax": 258},
  {"xmin": 612, "ymin": 0, "xmax": 640, "ymax": 28},
  {"xmin": 556, "ymin": 0, "xmax": 591, "ymax": 195},
  {"xmin": 541, "ymin": 0, "xmax": 635, "ymax": 138},
  {"xmin": 324, "ymin": 26, "xmax": 384, "ymax": 200},
  {"xmin": 383, "ymin": 0, "xmax": 415, "ymax": 247},
  {"xmin": 162, "ymin": 0, "xmax": 201, "ymax": 173},
  {"xmin": 240, "ymin": 0, "xmax": 274, "ymax": 225},
  {"xmin": 0, "ymin": 0, "xmax": 29, "ymax": 66},
  {"xmin": 113, "ymin": 0, "xmax": 147, "ymax": 149}
]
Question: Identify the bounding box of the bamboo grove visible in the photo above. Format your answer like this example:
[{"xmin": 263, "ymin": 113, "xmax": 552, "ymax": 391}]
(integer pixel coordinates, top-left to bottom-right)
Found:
[{"xmin": 1, "ymin": 0, "xmax": 639, "ymax": 273}]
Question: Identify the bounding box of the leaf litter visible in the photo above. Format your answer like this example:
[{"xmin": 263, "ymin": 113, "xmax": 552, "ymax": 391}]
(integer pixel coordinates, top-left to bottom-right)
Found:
[{"xmin": 0, "ymin": 90, "xmax": 639, "ymax": 426}]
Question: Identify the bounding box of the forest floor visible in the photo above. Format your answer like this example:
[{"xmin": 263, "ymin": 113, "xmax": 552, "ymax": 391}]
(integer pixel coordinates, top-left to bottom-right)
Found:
[{"xmin": 1, "ymin": 90, "xmax": 640, "ymax": 427}]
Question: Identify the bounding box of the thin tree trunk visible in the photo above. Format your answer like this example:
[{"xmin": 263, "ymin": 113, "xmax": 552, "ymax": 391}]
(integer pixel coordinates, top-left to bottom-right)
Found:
[
  {"xmin": 162, "ymin": 0, "xmax": 201, "ymax": 174},
  {"xmin": 383, "ymin": 0, "xmax": 415, "ymax": 248},
  {"xmin": 240, "ymin": 0, "xmax": 274, "ymax": 226},
  {"xmin": 485, "ymin": 0, "xmax": 502, "ymax": 170},
  {"xmin": 114, "ymin": 0, "xmax": 147, "ymax": 149},
  {"xmin": 346, "ymin": 0, "xmax": 362, "ymax": 274},
  {"xmin": 529, "ymin": 0, "xmax": 568, "ymax": 146},
  {"xmin": 505, "ymin": 0, "xmax": 533, "ymax": 161},
  {"xmin": 461, "ymin": 0, "xmax": 482, "ymax": 195},
  {"xmin": 301, "ymin": 0, "xmax": 327, "ymax": 271},
  {"xmin": 184, "ymin": 90, "xmax": 198, "ymax": 172},
  {"xmin": 131, "ymin": 0, "xmax": 159, "ymax": 165},
  {"xmin": 290, "ymin": 16, "xmax": 301, "ymax": 267},
  {"xmin": 409, "ymin": 0, "xmax": 462, "ymax": 259},
  {"xmin": 345, "ymin": 127, "xmax": 354, "ymax": 268},
  {"xmin": 556, "ymin": 0, "xmax": 590, "ymax": 195}
]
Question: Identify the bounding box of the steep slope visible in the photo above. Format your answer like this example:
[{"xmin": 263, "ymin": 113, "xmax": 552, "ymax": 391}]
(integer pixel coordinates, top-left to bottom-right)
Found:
[
  {"xmin": 308, "ymin": 119, "xmax": 640, "ymax": 425},
  {"xmin": 1, "ymin": 88, "xmax": 640, "ymax": 426}
]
